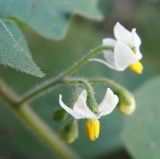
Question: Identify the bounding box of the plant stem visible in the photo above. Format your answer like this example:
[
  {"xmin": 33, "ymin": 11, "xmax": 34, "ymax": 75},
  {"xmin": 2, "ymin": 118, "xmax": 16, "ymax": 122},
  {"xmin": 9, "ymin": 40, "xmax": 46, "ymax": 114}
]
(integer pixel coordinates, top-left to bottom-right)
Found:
[
  {"xmin": 0, "ymin": 79, "xmax": 80, "ymax": 159},
  {"xmin": 88, "ymin": 78, "xmax": 134, "ymax": 103},
  {"xmin": 64, "ymin": 77, "xmax": 132, "ymax": 97},
  {"xmin": 64, "ymin": 78, "xmax": 99, "ymax": 112},
  {"xmin": 62, "ymin": 45, "xmax": 113, "ymax": 76},
  {"xmin": 19, "ymin": 45, "xmax": 113, "ymax": 105},
  {"xmin": 88, "ymin": 78, "xmax": 124, "ymax": 91},
  {"xmin": 88, "ymin": 78, "xmax": 132, "ymax": 94}
]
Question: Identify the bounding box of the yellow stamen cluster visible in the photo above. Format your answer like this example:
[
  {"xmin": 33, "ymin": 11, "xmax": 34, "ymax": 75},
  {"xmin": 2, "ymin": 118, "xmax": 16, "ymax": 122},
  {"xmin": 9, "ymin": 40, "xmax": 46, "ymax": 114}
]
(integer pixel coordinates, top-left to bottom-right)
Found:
[
  {"xmin": 86, "ymin": 119, "xmax": 100, "ymax": 141},
  {"xmin": 129, "ymin": 61, "xmax": 143, "ymax": 74}
]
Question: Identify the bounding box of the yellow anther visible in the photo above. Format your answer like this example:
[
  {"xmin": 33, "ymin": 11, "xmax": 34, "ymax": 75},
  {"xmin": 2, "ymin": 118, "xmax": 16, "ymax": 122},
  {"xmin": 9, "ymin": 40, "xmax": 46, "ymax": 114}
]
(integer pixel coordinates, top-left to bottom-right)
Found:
[
  {"xmin": 86, "ymin": 119, "xmax": 100, "ymax": 141},
  {"xmin": 129, "ymin": 61, "xmax": 143, "ymax": 74}
]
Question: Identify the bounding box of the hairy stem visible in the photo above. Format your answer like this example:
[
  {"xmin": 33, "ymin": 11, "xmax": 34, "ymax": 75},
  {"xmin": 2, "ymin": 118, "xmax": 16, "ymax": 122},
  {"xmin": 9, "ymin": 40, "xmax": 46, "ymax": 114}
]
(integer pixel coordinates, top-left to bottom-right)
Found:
[
  {"xmin": 88, "ymin": 78, "xmax": 124, "ymax": 91},
  {"xmin": 19, "ymin": 45, "xmax": 113, "ymax": 105},
  {"xmin": 0, "ymin": 79, "xmax": 80, "ymax": 159},
  {"xmin": 88, "ymin": 78, "xmax": 132, "ymax": 94},
  {"xmin": 64, "ymin": 78, "xmax": 98, "ymax": 112},
  {"xmin": 88, "ymin": 78, "xmax": 134, "ymax": 104}
]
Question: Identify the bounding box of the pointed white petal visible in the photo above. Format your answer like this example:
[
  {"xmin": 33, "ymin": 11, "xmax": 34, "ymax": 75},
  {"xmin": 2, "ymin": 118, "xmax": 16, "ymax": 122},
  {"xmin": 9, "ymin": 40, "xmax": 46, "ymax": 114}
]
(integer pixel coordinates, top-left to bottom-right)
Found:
[
  {"xmin": 114, "ymin": 22, "xmax": 132, "ymax": 46},
  {"xmin": 98, "ymin": 88, "xmax": 119, "ymax": 118},
  {"xmin": 131, "ymin": 28, "xmax": 141, "ymax": 47},
  {"xmin": 59, "ymin": 94, "xmax": 82, "ymax": 119},
  {"xmin": 102, "ymin": 38, "xmax": 117, "ymax": 69},
  {"xmin": 136, "ymin": 48, "xmax": 142, "ymax": 59},
  {"xmin": 103, "ymin": 49, "xmax": 118, "ymax": 69},
  {"xmin": 73, "ymin": 90, "xmax": 97, "ymax": 119},
  {"xmin": 114, "ymin": 42, "xmax": 141, "ymax": 70},
  {"xmin": 89, "ymin": 58, "xmax": 117, "ymax": 70},
  {"xmin": 102, "ymin": 38, "xmax": 116, "ymax": 46}
]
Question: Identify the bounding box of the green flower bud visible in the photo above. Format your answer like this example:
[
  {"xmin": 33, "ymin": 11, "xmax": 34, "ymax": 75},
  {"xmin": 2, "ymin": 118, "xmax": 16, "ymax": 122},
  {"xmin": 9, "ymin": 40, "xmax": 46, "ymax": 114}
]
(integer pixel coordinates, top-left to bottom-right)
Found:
[
  {"xmin": 53, "ymin": 108, "xmax": 67, "ymax": 122},
  {"xmin": 117, "ymin": 89, "xmax": 136, "ymax": 115},
  {"xmin": 60, "ymin": 119, "xmax": 78, "ymax": 144}
]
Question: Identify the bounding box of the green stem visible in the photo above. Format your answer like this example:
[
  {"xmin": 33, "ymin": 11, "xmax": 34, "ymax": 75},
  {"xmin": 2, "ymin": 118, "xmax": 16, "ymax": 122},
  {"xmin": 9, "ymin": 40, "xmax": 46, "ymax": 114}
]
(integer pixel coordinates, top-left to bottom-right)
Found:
[
  {"xmin": 62, "ymin": 45, "xmax": 112, "ymax": 76},
  {"xmin": 65, "ymin": 78, "xmax": 98, "ymax": 112},
  {"xmin": 19, "ymin": 45, "xmax": 113, "ymax": 105},
  {"xmin": 88, "ymin": 78, "xmax": 124, "ymax": 91},
  {"xmin": 88, "ymin": 78, "xmax": 134, "ymax": 104},
  {"xmin": 88, "ymin": 78, "xmax": 132, "ymax": 94},
  {"xmin": 64, "ymin": 77, "xmax": 133, "ymax": 107},
  {"xmin": 0, "ymin": 79, "xmax": 80, "ymax": 159}
]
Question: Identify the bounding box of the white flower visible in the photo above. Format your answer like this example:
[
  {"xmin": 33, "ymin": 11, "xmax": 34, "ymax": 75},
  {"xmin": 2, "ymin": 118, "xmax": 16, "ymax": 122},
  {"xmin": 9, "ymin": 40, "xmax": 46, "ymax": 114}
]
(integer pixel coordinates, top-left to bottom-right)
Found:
[
  {"xmin": 59, "ymin": 88, "xmax": 119, "ymax": 141},
  {"xmin": 59, "ymin": 88, "xmax": 119, "ymax": 120},
  {"xmin": 90, "ymin": 22, "xmax": 143, "ymax": 73}
]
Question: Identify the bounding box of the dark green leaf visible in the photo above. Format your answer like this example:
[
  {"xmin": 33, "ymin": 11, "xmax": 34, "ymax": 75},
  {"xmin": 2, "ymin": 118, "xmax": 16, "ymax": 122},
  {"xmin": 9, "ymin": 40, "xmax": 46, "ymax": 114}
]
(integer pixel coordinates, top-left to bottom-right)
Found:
[{"xmin": 0, "ymin": 19, "xmax": 44, "ymax": 77}]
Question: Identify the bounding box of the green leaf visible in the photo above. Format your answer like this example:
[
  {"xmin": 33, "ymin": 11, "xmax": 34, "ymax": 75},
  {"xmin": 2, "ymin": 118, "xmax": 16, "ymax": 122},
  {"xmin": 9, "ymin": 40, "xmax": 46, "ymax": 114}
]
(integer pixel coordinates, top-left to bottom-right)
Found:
[
  {"xmin": 0, "ymin": 0, "xmax": 103, "ymax": 40},
  {"xmin": 122, "ymin": 77, "xmax": 160, "ymax": 159},
  {"xmin": 0, "ymin": 19, "xmax": 44, "ymax": 77}
]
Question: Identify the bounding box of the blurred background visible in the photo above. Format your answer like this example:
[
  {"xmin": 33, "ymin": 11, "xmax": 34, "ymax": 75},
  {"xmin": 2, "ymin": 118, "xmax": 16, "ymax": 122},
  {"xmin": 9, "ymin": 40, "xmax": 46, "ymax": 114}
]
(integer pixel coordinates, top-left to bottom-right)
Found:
[{"xmin": 0, "ymin": 0, "xmax": 160, "ymax": 158}]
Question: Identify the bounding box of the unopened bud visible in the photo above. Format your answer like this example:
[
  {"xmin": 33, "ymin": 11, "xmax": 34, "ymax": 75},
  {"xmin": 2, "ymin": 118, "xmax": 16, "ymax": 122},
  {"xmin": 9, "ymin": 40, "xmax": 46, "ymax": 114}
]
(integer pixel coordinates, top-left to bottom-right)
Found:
[
  {"xmin": 60, "ymin": 119, "xmax": 78, "ymax": 143},
  {"xmin": 53, "ymin": 108, "xmax": 67, "ymax": 122},
  {"xmin": 117, "ymin": 89, "xmax": 136, "ymax": 115}
]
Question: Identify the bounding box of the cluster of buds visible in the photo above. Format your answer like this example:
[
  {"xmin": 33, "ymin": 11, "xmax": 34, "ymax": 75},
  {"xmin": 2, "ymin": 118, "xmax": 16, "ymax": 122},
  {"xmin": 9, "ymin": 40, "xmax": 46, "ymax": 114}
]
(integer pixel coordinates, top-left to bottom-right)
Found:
[{"xmin": 53, "ymin": 22, "xmax": 143, "ymax": 142}]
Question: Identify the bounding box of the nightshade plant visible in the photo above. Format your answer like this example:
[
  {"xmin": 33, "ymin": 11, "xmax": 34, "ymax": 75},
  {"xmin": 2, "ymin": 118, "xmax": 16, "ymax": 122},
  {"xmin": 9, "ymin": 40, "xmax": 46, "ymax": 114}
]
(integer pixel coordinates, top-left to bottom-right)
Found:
[{"xmin": 0, "ymin": 2, "xmax": 143, "ymax": 158}]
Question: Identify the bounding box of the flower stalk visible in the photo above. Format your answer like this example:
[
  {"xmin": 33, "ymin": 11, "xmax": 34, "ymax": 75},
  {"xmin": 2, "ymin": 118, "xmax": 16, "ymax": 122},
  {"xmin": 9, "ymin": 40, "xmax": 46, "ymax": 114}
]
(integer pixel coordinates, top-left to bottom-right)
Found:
[
  {"xmin": 66, "ymin": 79, "xmax": 98, "ymax": 113},
  {"xmin": 19, "ymin": 45, "xmax": 113, "ymax": 105},
  {"xmin": 89, "ymin": 78, "xmax": 136, "ymax": 115}
]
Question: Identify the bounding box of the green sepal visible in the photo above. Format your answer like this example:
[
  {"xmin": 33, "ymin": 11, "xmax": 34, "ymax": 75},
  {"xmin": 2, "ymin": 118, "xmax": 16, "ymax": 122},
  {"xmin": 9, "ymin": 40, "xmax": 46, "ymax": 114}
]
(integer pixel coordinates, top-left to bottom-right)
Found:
[
  {"xmin": 52, "ymin": 108, "xmax": 67, "ymax": 122},
  {"xmin": 60, "ymin": 119, "xmax": 79, "ymax": 144}
]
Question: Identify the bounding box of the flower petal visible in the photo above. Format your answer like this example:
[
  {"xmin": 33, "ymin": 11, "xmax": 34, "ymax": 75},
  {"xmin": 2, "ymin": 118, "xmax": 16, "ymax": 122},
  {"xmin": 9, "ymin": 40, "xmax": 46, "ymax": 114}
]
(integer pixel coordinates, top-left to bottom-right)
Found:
[
  {"xmin": 89, "ymin": 58, "xmax": 117, "ymax": 70},
  {"xmin": 59, "ymin": 94, "xmax": 83, "ymax": 119},
  {"xmin": 102, "ymin": 38, "xmax": 116, "ymax": 46},
  {"xmin": 131, "ymin": 28, "xmax": 141, "ymax": 48},
  {"xmin": 98, "ymin": 88, "xmax": 119, "ymax": 118},
  {"xmin": 114, "ymin": 42, "xmax": 141, "ymax": 70},
  {"xmin": 90, "ymin": 38, "xmax": 119, "ymax": 71},
  {"xmin": 114, "ymin": 22, "xmax": 132, "ymax": 46},
  {"xmin": 73, "ymin": 90, "xmax": 97, "ymax": 119}
]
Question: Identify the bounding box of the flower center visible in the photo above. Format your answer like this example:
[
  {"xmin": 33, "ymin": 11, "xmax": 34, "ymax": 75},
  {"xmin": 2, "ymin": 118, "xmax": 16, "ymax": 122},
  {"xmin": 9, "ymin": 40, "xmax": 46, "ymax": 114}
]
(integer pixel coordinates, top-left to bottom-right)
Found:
[
  {"xmin": 129, "ymin": 61, "xmax": 143, "ymax": 74},
  {"xmin": 85, "ymin": 119, "xmax": 100, "ymax": 141},
  {"xmin": 129, "ymin": 46, "xmax": 143, "ymax": 74}
]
